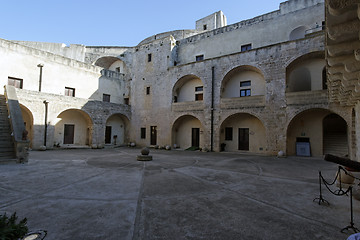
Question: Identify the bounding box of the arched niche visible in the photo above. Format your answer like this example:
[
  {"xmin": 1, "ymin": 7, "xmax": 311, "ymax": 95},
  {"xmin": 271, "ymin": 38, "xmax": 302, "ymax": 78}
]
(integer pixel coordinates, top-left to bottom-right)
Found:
[{"xmin": 172, "ymin": 75, "xmax": 204, "ymax": 102}]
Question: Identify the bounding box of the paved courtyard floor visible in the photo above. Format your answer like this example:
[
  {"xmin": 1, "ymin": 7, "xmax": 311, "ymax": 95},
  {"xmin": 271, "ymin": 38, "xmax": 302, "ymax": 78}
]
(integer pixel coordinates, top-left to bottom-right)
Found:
[{"xmin": 1, "ymin": 147, "xmax": 359, "ymax": 239}]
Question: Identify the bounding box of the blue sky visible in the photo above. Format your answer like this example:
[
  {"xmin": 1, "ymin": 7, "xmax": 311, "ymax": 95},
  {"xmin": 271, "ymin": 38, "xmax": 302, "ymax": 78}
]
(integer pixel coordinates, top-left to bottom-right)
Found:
[{"xmin": 1, "ymin": 0, "xmax": 284, "ymax": 47}]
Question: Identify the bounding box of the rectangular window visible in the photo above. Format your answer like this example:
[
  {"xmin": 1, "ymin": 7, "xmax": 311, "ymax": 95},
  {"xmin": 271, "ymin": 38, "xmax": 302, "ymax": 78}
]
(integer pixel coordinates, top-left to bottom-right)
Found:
[
  {"xmin": 195, "ymin": 93, "xmax": 203, "ymax": 101},
  {"xmin": 225, "ymin": 127, "xmax": 233, "ymax": 141},
  {"xmin": 8, "ymin": 77, "xmax": 23, "ymax": 89},
  {"xmin": 103, "ymin": 94, "xmax": 110, "ymax": 102},
  {"xmin": 203, "ymin": 25, "xmax": 207, "ymax": 30},
  {"xmin": 124, "ymin": 97, "xmax": 129, "ymax": 105},
  {"xmin": 148, "ymin": 53, "xmax": 152, "ymax": 62},
  {"xmin": 196, "ymin": 55, "xmax": 204, "ymax": 61},
  {"xmin": 146, "ymin": 87, "xmax": 150, "ymax": 95},
  {"xmin": 241, "ymin": 44, "xmax": 252, "ymax": 52},
  {"xmin": 115, "ymin": 67, "xmax": 121, "ymax": 72},
  {"xmin": 141, "ymin": 128, "xmax": 146, "ymax": 139},
  {"xmin": 65, "ymin": 87, "xmax": 75, "ymax": 97},
  {"xmin": 195, "ymin": 86, "xmax": 203, "ymax": 92},
  {"xmin": 240, "ymin": 89, "xmax": 251, "ymax": 97},
  {"xmin": 240, "ymin": 81, "xmax": 251, "ymax": 87}
]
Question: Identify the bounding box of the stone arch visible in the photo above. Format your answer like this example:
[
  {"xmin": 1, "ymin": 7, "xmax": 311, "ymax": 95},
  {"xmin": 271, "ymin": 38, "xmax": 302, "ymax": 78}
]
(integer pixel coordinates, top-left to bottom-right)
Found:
[
  {"xmin": 286, "ymin": 108, "xmax": 348, "ymax": 157},
  {"xmin": 221, "ymin": 65, "xmax": 265, "ymax": 98},
  {"xmin": 54, "ymin": 109, "xmax": 93, "ymax": 146},
  {"xmin": 19, "ymin": 104, "xmax": 34, "ymax": 148},
  {"xmin": 286, "ymin": 51, "xmax": 325, "ymax": 92},
  {"xmin": 172, "ymin": 114, "xmax": 205, "ymax": 150},
  {"xmin": 289, "ymin": 26, "xmax": 307, "ymax": 41},
  {"xmin": 94, "ymin": 56, "xmax": 128, "ymax": 73},
  {"xmin": 172, "ymin": 75, "xmax": 204, "ymax": 102},
  {"xmin": 105, "ymin": 113, "xmax": 130, "ymax": 145},
  {"xmin": 219, "ymin": 112, "xmax": 266, "ymax": 153}
]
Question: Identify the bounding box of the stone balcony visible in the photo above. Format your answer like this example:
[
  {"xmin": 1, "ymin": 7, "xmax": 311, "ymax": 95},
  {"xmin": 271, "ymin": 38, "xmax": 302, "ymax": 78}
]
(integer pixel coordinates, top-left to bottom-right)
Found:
[
  {"xmin": 220, "ymin": 95, "xmax": 265, "ymax": 109},
  {"xmin": 172, "ymin": 101, "xmax": 205, "ymax": 112},
  {"xmin": 100, "ymin": 69, "xmax": 125, "ymax": 80},
  {"xmin": 286, "ymin": 90, "xmax": 328, "ymax": 105}
]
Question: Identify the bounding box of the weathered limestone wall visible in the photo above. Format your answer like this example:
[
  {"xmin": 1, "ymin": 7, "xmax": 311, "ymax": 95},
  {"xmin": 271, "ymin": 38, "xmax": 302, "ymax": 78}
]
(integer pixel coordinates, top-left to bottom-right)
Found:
[
  {"xmin": 15, "ymin": 89, "xmax": 130, "ymax": 149},
  {"xmin": 176, "ymin": 1, "xmax": 324, "ymax": 65}
]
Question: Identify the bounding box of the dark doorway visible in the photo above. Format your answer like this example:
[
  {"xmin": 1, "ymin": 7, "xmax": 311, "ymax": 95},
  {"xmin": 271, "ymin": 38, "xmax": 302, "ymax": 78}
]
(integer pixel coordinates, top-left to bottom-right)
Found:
[
  {"xmin": 192, "ymin": 128, "xmax": 200, "ymax": 147},
  {"xmin": 323, "ymin": 114, "xmax": 348, "ymax": 156},
  {"xmin": 150, "ymin": 126, "xmax": 157, "ymax": 145},
  {"xmin": 64, "ymin": 124, "xmax": 75, "ymax": 144},
  {"xmin": 105, "ymin": 126, "xmax": 112, "ymax": 144},
  {"xmin": 238, "ymin": 128, "xmax": 249, "ymax": 150}
]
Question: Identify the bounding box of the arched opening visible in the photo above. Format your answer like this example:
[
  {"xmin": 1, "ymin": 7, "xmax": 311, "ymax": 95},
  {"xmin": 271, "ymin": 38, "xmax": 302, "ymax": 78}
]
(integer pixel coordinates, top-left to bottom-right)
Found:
[
  {"xmin": 94, "ymin": 57, "xmax": 126, "ymax": 72},
  {"xmin": 323, "ymin": 114, "xmax": 348, "ymax": 157},
  {"xmin": 54, "ymin": 109, "xmax": 93, "ymax": 146},
  {"xmin": 105, "ymin": 114, "xmax": 129, "ymax": 146},
  {"xmin": 287, "ymin": 109, "xmax": 348, "ymax": 157},
  {"xmin": 20, "ymin": 104, "xmax": 33, "ymax": 148},
  {"xmin": 289, "ymin": 26, "xmax": 307, "ymax": 41},
  {"xmin": 172, "ymin": 75, "xmax": 203, "ymax": 103},
  {"xmin": 286, "ymin": 52, "xmax": 325, "ymax": 92},
  {"xmin": 221, "ymin": 66, "xmax": 265, "ymax": 98},
  {"xmin": 172, "ymin": 115, "xmax": 204, "ymax": 150},
  {"xmin": 220, "ymin": 113, "xmax": 266, "ymax": 153}
]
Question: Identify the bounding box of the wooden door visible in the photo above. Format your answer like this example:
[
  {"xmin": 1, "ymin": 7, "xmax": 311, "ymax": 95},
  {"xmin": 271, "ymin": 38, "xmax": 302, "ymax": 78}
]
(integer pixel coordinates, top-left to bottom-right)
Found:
[
  {"xmin": 105, "ymin": 126, "xmax": 112, "ymax": 144},
  {"xmin": 150, "ymin": 126, "xmax": 157, "ymax": 145},
  {"xmin": 64, "ymin": 124, "xmax": 75, "ymax": 144},
  {"xmin": 238, "ymin": 128, "xmax": 249, "ymax": 151},
  {"xmin": 192, "ymin": 128, "xmax": 200, "ymax": 147}
]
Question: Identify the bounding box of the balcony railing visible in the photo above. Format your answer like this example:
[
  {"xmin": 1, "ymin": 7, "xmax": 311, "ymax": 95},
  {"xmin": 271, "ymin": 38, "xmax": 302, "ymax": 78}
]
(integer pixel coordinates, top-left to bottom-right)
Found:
[
  {"xmin": 286, "ymin": 90, "xmax": 328, "ymax": 105},
  {"xmin": 100, "ymin": 69, "xmax": 125, "ymax": 80},
  {"xmin": 220, "ymin": 95, "xmax": 265, "ymax": 109},
  {"xmin": 172, "ymin": 101, "xmax": 205, "ymax": 112}
]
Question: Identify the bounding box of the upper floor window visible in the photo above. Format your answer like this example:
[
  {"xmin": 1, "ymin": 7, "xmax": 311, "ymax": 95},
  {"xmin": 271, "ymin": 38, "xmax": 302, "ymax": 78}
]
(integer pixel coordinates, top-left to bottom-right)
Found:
[
  {"xmin": 8, "ymin": 77, "xmax": 23, "ymax": 89},
  {"xmin": 124, "ymin": 97, "xmax": 129, "ymax": 105},
  {"xmin": 103, "ymin": 94, "xmax": 110, "ymax": 102},
  {"xmin": 195, "ymin": 86, "xmax": 203, "ymax": 101},
  {"xmin": 241, "ymin": 44, "xmax": 252, "ymax": 52},
  {"xmin": 146, "ymin": 86, "xmax": 150, "ymax": 95},
  {"xmin": 240, "ymin": 81, "xmax": 251, "ymax": 97},
  {"xmin": 196, "ymin": 55, "xmax": 204, "ymax": 61},
  {"xmin": 203, "ymin": 25, "xmax": 207, "ymax": 30},
  {"xmin": 148, "ymin": 53, "xmax": 152, "ymax": 62},
  {"xmin": 115, "ymin": 67, "xmax": 121, "ymax": 73},
  {"xmin": 65, "ymin": 87, "xmax": 75, "ymax": 97}
]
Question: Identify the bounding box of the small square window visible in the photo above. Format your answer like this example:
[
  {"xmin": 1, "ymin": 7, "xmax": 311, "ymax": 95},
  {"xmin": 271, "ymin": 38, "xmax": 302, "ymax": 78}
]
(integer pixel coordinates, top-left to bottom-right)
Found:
[
  {"xmin": 195, "ymin": 93, "xmax": 203, "ymax": 101},
  {"xmin": 195, "ymin": 86, "xmax": 203, "ymax": 92},
  {"xmin": 141, "ymin": 128, "xmax": 146, "ymax": 139},
  {"xmin": 146, "ymin": 87, "xmax": 150, "ymax": 95},
  {"xmin": 196, "ymin": 55, "xmax": 204, "ymax": 61},
  {"xmin": 65, "ymin": 87, "xmax": 75, "ymax": 97},
  {"xmin": 240, "ymin": 89, "xmax": 251, "ymax": 97},
  {"xmin": 148, "ymin": 53, "xmax": 152, "ymax": 62},
  {"xmin": 225, "ymin": 127, "xmax": 233, "ymax": 141},
  {"xmin": 241, "ymin": 44, "xmax": 252, "ymax": 52},
  {"xmin": 103, "ymin": 94, "xmax": 110, "ymax": 102},
  {"xmin": 115, "ymin": 67, "xmax": 120, "ymax": 72},
  {"xmin": 8, "ymin": 77, "xmax": 23, "ymax": 89},
  {"xmin": 240, "ymin": 81, "xmax": 251, "ymax": 87}
]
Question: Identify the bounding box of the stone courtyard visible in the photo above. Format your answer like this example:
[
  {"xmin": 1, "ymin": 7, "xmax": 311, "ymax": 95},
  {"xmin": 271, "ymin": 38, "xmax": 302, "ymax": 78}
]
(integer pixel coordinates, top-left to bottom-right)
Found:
[{"xmin": 0, "ymin": 148, "xmax": 359, "ymax": 239}]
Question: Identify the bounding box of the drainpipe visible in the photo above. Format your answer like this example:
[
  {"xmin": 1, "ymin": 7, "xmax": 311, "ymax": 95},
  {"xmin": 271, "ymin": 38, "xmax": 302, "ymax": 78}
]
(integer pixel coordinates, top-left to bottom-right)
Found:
[
  {"xmin": 211, "ymin": 66, "xmax": 215, "ymax": 152},
  {"xmin": 37, "ymin": 63, "xmax": 44, "ymax": 92},
  {"xmin": 43, "ymin": 100, "xmax": 48, "ymax": 147}
]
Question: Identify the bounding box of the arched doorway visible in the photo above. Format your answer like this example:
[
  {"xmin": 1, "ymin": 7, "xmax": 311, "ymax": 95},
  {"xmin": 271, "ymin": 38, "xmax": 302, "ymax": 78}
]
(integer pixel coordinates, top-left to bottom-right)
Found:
[
  {"xmin": 105, "ymin": 114, "xmax": 129, "ymax": 145},
  {"xmin": 54, "ymin": 109, "xmax": 93, "ymax": 146},
  {"xmin": 20, "ymin": 104, "xmax": 33, "ymax": 148},
  {"xmin": 287, "ymin": 109, "xmax": 348, "ymax": 157},
  {"xmin": 172, "ymin": 115, "xmax": 204, "ymax": 150},
  {"xmin": 220, "ymin": 113, "xmax": 266, "ymax": 153}
]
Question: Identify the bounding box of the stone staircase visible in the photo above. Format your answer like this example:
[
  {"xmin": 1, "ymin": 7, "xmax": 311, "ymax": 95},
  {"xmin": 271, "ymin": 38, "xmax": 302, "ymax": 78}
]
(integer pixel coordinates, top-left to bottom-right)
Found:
[
  {"xmin": 323, "ymin": 132, "xmax": 349, "ymax": 157},
  {"xmin": 0, "ymin": 94, "xmax": 16, "ymax": 161}
]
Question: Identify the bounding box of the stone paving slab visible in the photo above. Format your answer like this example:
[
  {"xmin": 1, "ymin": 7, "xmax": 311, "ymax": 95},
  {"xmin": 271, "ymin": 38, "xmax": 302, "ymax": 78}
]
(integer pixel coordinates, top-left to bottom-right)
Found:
[{"xmin": 0, "ymin": 148, "xmax": 359, "ymax": 239}]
